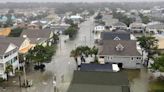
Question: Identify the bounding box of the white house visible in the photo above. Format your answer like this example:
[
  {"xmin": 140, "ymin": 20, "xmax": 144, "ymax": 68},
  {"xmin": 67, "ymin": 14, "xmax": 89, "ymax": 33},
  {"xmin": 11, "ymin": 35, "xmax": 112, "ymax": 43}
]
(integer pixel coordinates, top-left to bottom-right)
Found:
[
  {"xmin": 112, "ymin": 22, "xmax": 127, "ymax": 30},
  {"xmin": 70, "ymin": 14, "xmax": 83, "ymax": 24},
  {"xmin": 98, "ymin": 40, "xmax": 142, "ymax": 69},
  {"xmin": 146, "ymin": 21, "xmax": 164, "ymax": 34},
  {"xmin": 0, "ymin": 42, "xmax": 19, "ymax": 79},
  {"xmin": 129, "ymin": 22, "xmax": 146, "ymax": 33},
  {"xmin": 94, "ymin": 25, "xmax": 105, "ymax": 41}
]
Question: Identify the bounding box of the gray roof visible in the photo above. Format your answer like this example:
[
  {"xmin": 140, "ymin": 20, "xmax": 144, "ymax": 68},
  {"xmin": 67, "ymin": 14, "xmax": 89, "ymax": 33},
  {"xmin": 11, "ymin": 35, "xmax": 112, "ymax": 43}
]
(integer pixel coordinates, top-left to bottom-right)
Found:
[
  {"xmin": 80, "ymin": 63, "xmax": 113, "ymax": 72},
  {"xmin": 99, "ymin": 40, "xmax": 141, "ymax": 56},
  {"xmin": 113, "ymin": 22, "xmax": 127, "ymax": 27},
  {"xmin": 20, "ymin": 29, "xmax": 52, "ymax": 39},
  {"xmin": 101, "ymin": 31, "xmax": 130, "ymax": 40},
  {"xmin": 0, "ymin": 42, "xmax": 10, "ymax": 55},
  {"xmin": 29, "ymin": 38, "xmax": 47, "ymax": 44},
  {"xmin": 68, "ymin": 71, "xmax": 129, "ymax": 92},
  {"xmin": 147, "ymin": 23, "xmax": 164, "ymax": 29},
  {"xmin": 0, "ymin": 36, "xmax": 25, "ymax": 48}
]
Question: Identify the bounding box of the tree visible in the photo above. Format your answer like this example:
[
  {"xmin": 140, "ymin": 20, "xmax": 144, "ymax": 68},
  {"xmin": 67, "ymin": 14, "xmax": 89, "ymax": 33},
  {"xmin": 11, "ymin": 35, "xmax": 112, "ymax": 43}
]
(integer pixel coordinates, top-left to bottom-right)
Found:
[
  {"xmin": 5, "ymin": 64, "xmax": 13, "ymax": 80},
  {"xmin": 53, "ymin": 34, "xmax": 59, "ymax": 44},
  {"xmin": 64, "ymin": 23, "xmax": 78, "ymax": 38},
  {"xmin": 112, "ymin": 11, "xmax": 133, "ymax": 26},
  {"xmin": 137, "ymin": 36, "xmax": 158, "ymax": 66},
  {"xmin": 94, "ymin": 12, "xmax": 102, "ymax": 20},
  {"xmin": 151, "ymin": 55, "xmax": 164, "ymax": 72},
  {"xmin": 8, "ymin": 28, "xmax": 23, "ymax": 37},
  {"xmin": 26, "ymin": 45, "xmax": 55, "ymax": 70},
  {"xmin": 70, "ymin": 46, "xmax": 99, "ymax": 68},
  {"xmin": 139, "ymin": 13, "xmax": 150, "ymax": 24}
]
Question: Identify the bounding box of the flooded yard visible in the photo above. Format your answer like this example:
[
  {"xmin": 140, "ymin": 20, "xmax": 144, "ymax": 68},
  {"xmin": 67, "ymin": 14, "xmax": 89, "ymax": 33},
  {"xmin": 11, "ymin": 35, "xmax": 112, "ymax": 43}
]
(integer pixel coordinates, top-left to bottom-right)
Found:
[{"xmin": 123, "ymin": 68, "xmax": 164, "ymax": 92}]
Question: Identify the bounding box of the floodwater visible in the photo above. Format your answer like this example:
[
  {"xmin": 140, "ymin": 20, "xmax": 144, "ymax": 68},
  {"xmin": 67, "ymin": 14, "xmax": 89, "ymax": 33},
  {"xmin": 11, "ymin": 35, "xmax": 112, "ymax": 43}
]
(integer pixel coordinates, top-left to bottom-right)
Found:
[{"xmin": 0, "ymin": 14, "xmax": 156, "ymax": 92}]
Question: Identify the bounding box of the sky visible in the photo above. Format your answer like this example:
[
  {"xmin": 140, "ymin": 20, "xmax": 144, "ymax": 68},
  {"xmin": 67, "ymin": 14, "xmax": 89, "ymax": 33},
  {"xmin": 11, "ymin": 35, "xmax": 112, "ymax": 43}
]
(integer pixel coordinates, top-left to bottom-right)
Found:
[{"xmin": 1, "ymin": 0, "xmax": 164, "ymax": 3}]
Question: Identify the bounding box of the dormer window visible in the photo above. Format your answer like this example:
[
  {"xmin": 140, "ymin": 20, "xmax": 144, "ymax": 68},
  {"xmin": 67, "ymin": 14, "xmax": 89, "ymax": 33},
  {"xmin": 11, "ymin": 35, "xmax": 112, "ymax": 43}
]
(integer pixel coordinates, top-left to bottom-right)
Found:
[
  {"xmin": 116, "ymin": 44, "xmax": 124, "ymax": 51},
  {"xmin": 114, "ymin": 36, "xmax": 121, "ymax": 40}
]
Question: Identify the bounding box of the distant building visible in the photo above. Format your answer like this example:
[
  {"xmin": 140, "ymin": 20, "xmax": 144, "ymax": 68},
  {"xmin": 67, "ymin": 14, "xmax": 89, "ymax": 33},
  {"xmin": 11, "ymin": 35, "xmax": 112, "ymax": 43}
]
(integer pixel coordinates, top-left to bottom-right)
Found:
[
  {"xmin": 0, "ymin": 28, "xmax": 11, "ymax": 36},
  {"xmin": 20, "ymin": 29, "xmax": 54, "ymax": 46},
  {"xmin": 69, "ymin": 14, "xmax": 83, "ymax": 24},
  {"xmin": 129, "ymin": 22, "xmax": 146, "ymax": 33},
  {"xmin": 146, "ymin": 21, "xmax": 164, "ymax": 34},
  {"xmin": 112, "ymin": 22, "xmax": 127, "ymax": 30}
]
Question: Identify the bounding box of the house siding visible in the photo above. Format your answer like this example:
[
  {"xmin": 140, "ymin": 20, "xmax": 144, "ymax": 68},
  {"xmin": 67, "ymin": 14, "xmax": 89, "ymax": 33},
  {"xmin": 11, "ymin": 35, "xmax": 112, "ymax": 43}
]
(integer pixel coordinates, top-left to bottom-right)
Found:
[{"xmin": 99, "ymin": 55, "xmax": 142, "ymax": 69}]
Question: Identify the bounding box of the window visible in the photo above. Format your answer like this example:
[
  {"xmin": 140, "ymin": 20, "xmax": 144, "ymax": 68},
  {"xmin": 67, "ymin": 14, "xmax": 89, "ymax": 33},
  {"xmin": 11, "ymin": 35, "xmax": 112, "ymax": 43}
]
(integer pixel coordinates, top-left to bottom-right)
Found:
[
  {"xmin": 131, "ymin": 57, "xmax": 133, "ymax": 60},
  {"xmin": 136, "ymin": 63, "xmax": 141, "ymax": 65},
  {"xmin": 100, "ymin": 56, "xmax": 104, "ymax": 58}
]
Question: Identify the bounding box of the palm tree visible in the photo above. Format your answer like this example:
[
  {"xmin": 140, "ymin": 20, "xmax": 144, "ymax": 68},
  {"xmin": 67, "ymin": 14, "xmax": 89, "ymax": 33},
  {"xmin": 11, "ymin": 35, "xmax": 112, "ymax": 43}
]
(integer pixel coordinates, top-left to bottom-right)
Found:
[
  {"xmin": 137, "ymin": 36, "xmax": 158, "ymax": 66},
  {"xmin": 5, "ymin": 64, "xmax": 13, "ymax": 80},
  {"xmin": 70, "ymin": 49, "xmax": 80, "ymax": 69}
]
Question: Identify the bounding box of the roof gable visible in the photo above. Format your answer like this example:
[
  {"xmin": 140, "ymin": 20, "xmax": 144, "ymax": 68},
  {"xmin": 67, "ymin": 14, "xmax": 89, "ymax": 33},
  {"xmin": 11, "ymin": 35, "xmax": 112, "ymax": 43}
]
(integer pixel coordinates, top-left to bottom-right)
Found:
[
  {"xmin": 101, "ymin": 31, "xmax": 130, "ymax": 40},
  {"xmin": 99, "ymin": 40, "xmax": 141, "ymax": 56}
]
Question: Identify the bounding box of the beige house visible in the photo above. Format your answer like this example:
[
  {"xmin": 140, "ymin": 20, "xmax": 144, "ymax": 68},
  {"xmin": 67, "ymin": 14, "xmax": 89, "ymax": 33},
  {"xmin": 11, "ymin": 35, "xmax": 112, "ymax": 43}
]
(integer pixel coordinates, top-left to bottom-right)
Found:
[
  {"xmin": 0, "ymin": 37, "xmax": 33, "ymax": 54},
  {"xmin": 0, "ymin": 28, "xmax": 11, "ymax": 36}
]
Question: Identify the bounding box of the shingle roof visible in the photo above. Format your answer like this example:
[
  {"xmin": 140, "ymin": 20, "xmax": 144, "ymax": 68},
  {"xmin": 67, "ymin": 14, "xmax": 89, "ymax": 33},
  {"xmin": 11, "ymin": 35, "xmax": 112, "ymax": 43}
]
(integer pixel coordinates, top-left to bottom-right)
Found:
[
  {"xmin": 20, "ymin": 29, "xmax": 52, "ymax": 39},
  {"xmin": 68, "ymin": 71, "xmax": 129, "ymax": 92},
  {"xmin": 0, "ymin": 36, "xmax": 25, "ymax": 48},
  {"xmin": 101, "ymin": 31, "xmax": 130, "ymax": 40},
  {"xmin": 0, "ymin": 42, "xmax": 10, "ymax": 55},
  {"xmin": 113, "ymin": 22, "xmax": 127, "ymax": 27},
  {"xmin": 99, "ymin": 40, "xmax": 141, "ymax": 56},
  {"xmin": 130, "ymin": 22, "xmax": 146, "ymax": 28},
  {"xmin": 80, "ymin": 63, "xmax": 113, "ymax": 72}
]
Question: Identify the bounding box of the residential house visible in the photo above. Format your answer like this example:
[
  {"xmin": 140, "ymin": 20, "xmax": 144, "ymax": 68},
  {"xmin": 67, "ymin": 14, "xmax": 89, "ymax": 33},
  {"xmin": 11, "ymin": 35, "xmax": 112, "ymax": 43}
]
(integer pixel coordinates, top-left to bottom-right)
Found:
[
  {"xmin": 0, "ymin": 42, "xmax": 19, "ymax": 79},
  {"xmin": 0, "ymin": 37, "xmax": 32, "ymax": 54},
  {"xmin": 49, "ymin": 23, "xmax": 70, "ymax": 34},
  {"xmin": 69, "ymin": 14, "xmax": 83, "ymax": 24},
  {"xmin": 94, "ymin": 25, "xmax": 105, "ymax": 41},
  {"xmin": 112, "ymin": 22, "xmax": 127, "ymax": 30},
  {"xmin": 98, "ymin": 40, "xmax": 142, "ymax": 69},
  {"xmin": 67, "ymin": 71, "xmax": 130, "ymax": 92},
  {"xmin": 100, "ymin": 30, "xmax": 131, "ymax": 41},
  {"xmin": 129, "ymin": 22, "xmax": 146, "ymax": 33},
  {"xmin": 0, "ymin": 28, "xmax": 11, "ymax": 36},
  {"xmin": 102, "ymin": 14, "xmax": 118, "ymax": 28},
  {"xmin": 146, "ymin": 21, "xmax": 164, "ymax": 34},
  {"xmin": 20, "ymin": 29, "xmax": 54, "ymax": 46}
]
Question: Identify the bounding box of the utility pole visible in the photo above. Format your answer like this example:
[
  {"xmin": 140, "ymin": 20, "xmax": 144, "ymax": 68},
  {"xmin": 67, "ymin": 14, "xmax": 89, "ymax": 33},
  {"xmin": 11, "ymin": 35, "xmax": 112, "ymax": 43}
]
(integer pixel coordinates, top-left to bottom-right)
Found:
[
  {"xmin": 84, "ymin": 36, "xmax": 86, "ymax": 46},
  {"xmin": 59, "ymin": 36, "xmax": 62, "ymax": 52},
  {"xmin": 53, "ymin": 75, "xmax": 57, "ymax": 92},
  {"xmin": 23, "ymin": 57, "xmax": 27, "ymax": 87}
]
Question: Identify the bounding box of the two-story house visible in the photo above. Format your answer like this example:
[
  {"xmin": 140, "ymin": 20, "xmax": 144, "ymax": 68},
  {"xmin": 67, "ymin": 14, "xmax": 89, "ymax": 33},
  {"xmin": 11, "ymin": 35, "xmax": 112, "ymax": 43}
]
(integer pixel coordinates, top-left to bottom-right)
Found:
[
  {"xmin": 20, "ymin": 29, "xmax": 54, "ymax": 47},
  {"xmin": 100, "ymin": 31, "xmax": 131, "ymax": 41},
  {"xmin": 129, "ymin": 22, "xmax": 146, "ymax": 33},
  {"xmin": 98, "ymin": 40, "xmax": 142, "ymax": 69},
  {"xmin": 112, "ymin": 22, "xmax": 127, "ymax": 30},
  {"xmin": 0, "ymin": 42, "xmax": 19, "ymax": 79},
  {"xmin": 0, "ymin": 37, "xmax": 32, "ymax": 54}
]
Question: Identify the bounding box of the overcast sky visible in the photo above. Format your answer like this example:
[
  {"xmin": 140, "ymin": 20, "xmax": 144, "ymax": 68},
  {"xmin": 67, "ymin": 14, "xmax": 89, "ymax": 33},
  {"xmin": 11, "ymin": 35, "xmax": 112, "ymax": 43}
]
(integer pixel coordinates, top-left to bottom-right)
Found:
[{"xmin": 1, "ymin": 0, "xmax": 164, "ymax": 3}]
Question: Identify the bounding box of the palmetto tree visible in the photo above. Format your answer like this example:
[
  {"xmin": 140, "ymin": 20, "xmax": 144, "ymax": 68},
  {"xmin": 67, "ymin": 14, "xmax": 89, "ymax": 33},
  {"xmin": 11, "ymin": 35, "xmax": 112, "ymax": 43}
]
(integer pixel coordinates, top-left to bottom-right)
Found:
[
  {"xmin": 5, "ymin": 64, "xmax": 13, "ymax": 80},
  {"xmin": 137, "ymin": 36, "xmax": 158, "ymax": 66},
  {"xmin": 151, "ymin": 55, "xmax": 164, "ymax": 72}
]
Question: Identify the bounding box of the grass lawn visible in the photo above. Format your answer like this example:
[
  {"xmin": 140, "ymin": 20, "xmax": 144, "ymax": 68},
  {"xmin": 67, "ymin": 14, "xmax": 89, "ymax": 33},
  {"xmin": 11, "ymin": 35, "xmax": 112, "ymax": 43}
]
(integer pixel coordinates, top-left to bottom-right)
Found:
[{"xmin": 149, "ymin": 80, "xmax": 164, "ymax": 92}]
